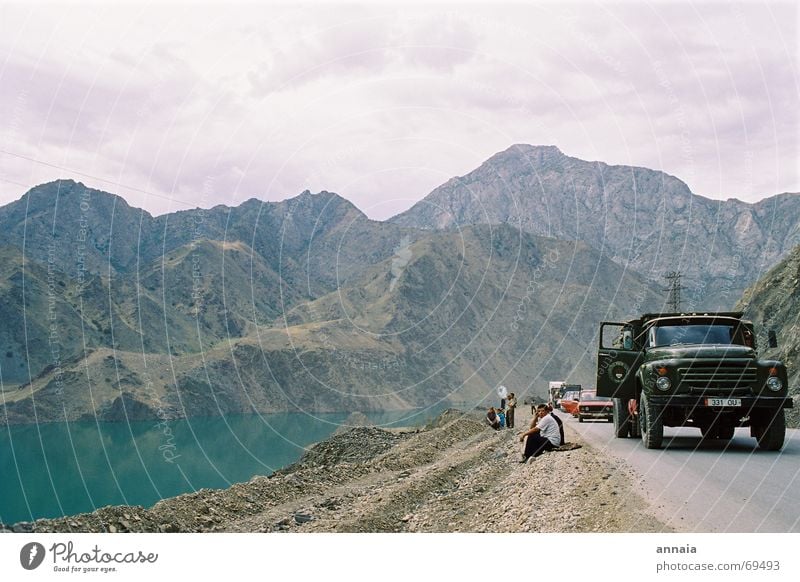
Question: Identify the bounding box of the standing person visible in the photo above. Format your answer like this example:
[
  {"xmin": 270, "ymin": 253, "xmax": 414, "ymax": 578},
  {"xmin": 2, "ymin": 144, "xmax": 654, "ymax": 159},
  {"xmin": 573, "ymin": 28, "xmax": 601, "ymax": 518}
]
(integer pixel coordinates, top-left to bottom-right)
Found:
[
  {"xmin": 518, "ymin": 404, "xmax": 560, "ymax": 461},
  {"xmin": 497, "ymin": 408, "xmax": 506, "ymax": 428},
  {"xmin": 486, "ymin": 407, "xmax": 501, "ymax": 430},
  {"xmin": 506, "ymin": 392, "xmax": 517, "ymax": 429}
]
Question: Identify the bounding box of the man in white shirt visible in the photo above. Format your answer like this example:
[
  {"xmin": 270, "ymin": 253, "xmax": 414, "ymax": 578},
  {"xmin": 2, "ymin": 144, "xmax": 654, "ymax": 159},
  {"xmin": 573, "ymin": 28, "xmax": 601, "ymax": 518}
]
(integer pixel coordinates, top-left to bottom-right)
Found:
[{"xmin": 518, "ymin": 404, "xmax": 560, "ymax": 461}]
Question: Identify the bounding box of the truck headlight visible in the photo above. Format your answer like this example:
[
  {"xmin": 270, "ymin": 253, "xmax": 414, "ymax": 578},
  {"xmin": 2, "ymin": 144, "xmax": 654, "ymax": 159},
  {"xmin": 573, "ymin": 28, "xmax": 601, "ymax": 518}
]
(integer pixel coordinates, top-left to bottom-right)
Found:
[
  {"xmin": 766, "ymin": 376, "xmax": 782, "ymax": 391},
  {"xmin": 656, "ymin": 376, "xmax": 672, "ymax": 391}
]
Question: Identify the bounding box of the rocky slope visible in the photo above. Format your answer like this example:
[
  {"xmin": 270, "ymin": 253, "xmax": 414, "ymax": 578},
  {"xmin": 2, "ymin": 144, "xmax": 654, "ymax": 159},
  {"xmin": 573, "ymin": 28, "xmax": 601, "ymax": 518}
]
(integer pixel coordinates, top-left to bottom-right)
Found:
[
  {"xmin": 0, "ymin": 179, "xmax": 404, "ymax": 290},
  {"xmin": 738, "ymin": 244, "xmax": 800, "ymax": 426},
  {"xmin": 392, "ymin": 145, "xmax": 800, "ymax": 310},
  {"xmin": 0, "ymin": 180, "xmax": 414, "ymax": 374},
  {"xmin": 1, "ymin": 221, "xmax": 663, "ymax": 424},
  {"xmin": 0, "ymin": 180, "xmax": 417, "ymax": 419},
  {"xmin": 3, "ymin": 409, "xmax": 670, "ymax": 533},
  {"xmin": 6, "ymin": 160, "xmax": 794, "ymax": 425}
]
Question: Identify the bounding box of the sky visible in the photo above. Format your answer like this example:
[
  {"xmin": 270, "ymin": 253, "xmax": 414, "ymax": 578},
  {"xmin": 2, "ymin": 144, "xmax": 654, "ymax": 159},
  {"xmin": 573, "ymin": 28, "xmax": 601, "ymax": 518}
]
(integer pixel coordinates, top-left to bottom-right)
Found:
[{"xmin": 0, "ymin": 1, "xmax": 797, "ymax": 220}]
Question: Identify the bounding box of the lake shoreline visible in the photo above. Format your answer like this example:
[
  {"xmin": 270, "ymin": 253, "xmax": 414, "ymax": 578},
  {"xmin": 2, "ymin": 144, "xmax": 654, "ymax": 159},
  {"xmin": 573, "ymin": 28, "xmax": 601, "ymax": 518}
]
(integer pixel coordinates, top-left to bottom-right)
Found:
[
  {"xmin": 1, "ymin": 408, "xmax": 671, "ymax": 533},
  {"xmin": 0, "ymin": 407, "xmax": 451, "ymax": 525}
]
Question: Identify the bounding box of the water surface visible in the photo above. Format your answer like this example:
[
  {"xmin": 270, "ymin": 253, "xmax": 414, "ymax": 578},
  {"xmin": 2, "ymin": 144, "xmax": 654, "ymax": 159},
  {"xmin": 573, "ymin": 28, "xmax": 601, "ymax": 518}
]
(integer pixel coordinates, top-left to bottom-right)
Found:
[{"xmin": 0, "ymin": 407, "xmax": 446, "ymax": 524}]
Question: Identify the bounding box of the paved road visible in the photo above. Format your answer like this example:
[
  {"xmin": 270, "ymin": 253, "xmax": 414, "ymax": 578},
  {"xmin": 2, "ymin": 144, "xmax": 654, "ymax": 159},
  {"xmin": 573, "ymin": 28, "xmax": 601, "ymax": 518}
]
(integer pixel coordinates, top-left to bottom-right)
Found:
[{"xmin": 564, "ymin": 413, "xmax": 800, "ymax": 532}]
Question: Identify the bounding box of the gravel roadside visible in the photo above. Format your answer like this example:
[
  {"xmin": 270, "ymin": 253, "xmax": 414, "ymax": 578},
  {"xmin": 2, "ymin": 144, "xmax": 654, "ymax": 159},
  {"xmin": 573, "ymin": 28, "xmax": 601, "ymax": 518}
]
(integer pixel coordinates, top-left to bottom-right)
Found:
[{"xmin": 4, "ymin": 408, "xmax": 673, "ymax": 534}]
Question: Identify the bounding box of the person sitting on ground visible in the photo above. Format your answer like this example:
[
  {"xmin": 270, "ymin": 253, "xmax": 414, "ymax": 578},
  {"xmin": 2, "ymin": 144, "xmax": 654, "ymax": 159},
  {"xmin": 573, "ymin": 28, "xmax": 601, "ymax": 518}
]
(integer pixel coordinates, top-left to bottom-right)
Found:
[
  {"xmin": 486, "ymin": 407, "xmax": 501, "ymax": 430},
  {"xmin": 518, "ymin": 404, "xmax": 561, "ymax": 461},
  {"xmin": 546, "ymin": 404, "xmax": 565, "ymax": 446},
  {"xmin": 497, "ymin": 408, "xmax": 506, "ymax": 428}
]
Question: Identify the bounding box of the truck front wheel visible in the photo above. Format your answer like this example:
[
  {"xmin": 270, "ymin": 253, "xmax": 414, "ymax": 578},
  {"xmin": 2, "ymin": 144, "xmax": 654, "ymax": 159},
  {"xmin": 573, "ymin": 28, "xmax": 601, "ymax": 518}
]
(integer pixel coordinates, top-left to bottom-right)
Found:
[
  {"xmin": 754, "ymin": 409, "xmax": 785, "ymax": 451},
  {"xmin": 640, "ymin": 392, "xmax": 664, "ymax": 449}
]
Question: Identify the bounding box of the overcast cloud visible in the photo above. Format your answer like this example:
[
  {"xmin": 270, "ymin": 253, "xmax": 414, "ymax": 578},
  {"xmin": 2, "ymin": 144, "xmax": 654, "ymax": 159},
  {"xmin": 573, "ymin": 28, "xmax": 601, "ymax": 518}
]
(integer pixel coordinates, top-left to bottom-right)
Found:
[{"xmin": 0, "ymin": 1, "xmax": 797, "ymax": 218}]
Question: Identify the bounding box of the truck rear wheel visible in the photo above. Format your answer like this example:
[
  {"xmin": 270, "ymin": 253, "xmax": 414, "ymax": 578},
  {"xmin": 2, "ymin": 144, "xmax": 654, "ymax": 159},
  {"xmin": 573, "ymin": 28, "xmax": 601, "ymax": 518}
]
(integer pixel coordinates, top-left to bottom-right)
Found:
[
  {"xmin": 612, "ymin": 398, "xmax": 630, "ymax": 438},
  {"xmin": 640, "ymin": 392, "xmax": 663, "ymax": 449},
  {"xmin": 755, "ymin": 409, "xmax": 785, "ymax": 451}
]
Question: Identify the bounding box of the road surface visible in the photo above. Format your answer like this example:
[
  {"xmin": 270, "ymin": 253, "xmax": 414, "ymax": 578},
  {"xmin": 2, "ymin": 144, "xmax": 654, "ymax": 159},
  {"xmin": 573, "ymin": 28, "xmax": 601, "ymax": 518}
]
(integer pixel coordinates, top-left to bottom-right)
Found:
[{"xmin": 565, "ymin": 412, "xmax": 800, "ymax": 532}]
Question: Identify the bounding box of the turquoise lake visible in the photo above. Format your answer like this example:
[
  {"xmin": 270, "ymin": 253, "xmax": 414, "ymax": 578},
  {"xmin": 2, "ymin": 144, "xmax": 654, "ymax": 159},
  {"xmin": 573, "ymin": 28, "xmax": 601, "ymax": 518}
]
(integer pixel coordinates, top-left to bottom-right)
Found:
[{"xmin": 0, "ymin": 407, "xmax": 448, "ymax": 524}]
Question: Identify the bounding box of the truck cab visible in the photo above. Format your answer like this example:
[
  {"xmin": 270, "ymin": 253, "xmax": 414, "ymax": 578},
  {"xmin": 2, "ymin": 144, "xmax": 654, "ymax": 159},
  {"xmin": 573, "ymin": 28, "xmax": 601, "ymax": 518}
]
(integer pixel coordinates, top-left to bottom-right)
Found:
[{"xmin": 596, "ymin": 312, "xmax": 793, "ymax": 450}]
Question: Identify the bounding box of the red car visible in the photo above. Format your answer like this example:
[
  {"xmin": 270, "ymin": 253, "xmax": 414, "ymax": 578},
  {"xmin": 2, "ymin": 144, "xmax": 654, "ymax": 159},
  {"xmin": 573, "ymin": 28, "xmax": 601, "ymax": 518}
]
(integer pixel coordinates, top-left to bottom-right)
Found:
[
  {"xmin": 577, "ymin": 390, "xmax": 613, "ymax": 423},
  {"xmin": 559, "ymin": 391, "xmax": 581, "ymax": 416}
]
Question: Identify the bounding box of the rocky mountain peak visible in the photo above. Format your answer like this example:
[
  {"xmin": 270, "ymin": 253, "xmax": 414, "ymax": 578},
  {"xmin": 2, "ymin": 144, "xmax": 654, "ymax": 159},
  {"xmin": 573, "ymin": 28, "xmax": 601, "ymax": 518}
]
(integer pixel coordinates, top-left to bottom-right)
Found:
[
  {"xmin": 504, "ymin": 143, "xmax": 564, "ymax": 161},
  {"xmin": 280, "ymin": 189, "xmax": 366, "ymax": 219},
  {"xmin": 477, "ymin": 144, "xmax": 567, "ymax": 174},
  {"xmin": 390, "ymin": 145, "xmax": 800, "ymax": 309}
]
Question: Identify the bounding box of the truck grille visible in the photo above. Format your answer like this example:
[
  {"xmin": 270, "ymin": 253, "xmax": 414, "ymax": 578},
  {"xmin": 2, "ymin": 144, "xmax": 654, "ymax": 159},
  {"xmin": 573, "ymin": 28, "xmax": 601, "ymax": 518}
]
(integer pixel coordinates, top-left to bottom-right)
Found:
[{"xmin": 678, "ymin": 364, "xmax": 756, "ymax": 394}]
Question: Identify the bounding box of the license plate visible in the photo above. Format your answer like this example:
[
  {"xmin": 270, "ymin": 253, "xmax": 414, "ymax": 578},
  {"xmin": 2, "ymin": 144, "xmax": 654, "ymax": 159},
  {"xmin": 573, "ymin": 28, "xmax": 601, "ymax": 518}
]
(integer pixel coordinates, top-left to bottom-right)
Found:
[{"xmin": 706, "ymin": 398, "xmax": 741, "ymax": 407}]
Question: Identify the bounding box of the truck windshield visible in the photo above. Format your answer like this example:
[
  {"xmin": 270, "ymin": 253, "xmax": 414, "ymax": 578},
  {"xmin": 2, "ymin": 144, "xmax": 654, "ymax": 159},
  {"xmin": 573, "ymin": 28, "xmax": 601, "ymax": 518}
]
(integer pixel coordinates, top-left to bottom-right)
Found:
[{"xmin": 653, "ymin": 324, "xmax": 735, "ymax": 347}]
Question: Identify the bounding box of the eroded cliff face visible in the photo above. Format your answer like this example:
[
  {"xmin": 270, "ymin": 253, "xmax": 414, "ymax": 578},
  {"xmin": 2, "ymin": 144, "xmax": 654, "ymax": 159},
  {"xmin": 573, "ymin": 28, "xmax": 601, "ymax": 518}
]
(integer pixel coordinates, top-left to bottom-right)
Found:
[
  {"xmin": 392, "ymin": 144, "xmax": 800, "ymax": 310},
  {"xmin": 4, "ymin": 146, "xmax": 798, "ymax": 426},
  {"xmin": 739, "ymin": 244, "xmax": 800, "ymax": 426},
  {"xmin": 2, "ymin": 221, "xmax": 663, "ymax": 424}
]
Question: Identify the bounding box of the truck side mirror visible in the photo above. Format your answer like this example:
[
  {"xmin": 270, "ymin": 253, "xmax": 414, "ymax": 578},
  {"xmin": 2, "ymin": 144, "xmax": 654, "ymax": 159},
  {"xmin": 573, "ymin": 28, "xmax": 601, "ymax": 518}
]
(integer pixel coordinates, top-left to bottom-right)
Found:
[{"xmin": 768, "ymin": 330, "xmax": 778, "ymax": 348}]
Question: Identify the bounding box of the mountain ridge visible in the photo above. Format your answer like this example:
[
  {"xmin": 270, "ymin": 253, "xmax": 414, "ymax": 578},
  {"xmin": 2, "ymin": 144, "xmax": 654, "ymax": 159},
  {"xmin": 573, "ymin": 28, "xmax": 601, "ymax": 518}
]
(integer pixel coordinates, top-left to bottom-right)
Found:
[
  {"xmin": 2, "ymin": 144, "xmax": 797, "ymax": 424},
  {"xmin": 738, "ymin": 243, "xmax": 800, "ymax": 426},
  {"xmin": 0, "ymin": 218, "xmax": 664, "ymax": 424},
  {"xmin": 390, "ymin": 144, "xmax": 800, "ymax": 309}
]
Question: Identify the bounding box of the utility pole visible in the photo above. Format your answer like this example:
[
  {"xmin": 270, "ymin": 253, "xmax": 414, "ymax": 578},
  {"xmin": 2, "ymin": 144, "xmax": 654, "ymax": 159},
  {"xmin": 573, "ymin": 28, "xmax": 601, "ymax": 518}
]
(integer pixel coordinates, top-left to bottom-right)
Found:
[{"xmin": 664, "ymin": 271, "xmax": 685, "ymax": 312}]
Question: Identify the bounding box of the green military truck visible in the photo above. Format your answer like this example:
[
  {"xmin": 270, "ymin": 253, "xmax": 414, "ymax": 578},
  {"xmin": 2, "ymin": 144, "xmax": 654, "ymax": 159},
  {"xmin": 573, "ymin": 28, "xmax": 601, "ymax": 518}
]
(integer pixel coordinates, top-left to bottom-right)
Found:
[{"xmin": 596, "ymin": 312, "xmax": 793, "ymax": 450}]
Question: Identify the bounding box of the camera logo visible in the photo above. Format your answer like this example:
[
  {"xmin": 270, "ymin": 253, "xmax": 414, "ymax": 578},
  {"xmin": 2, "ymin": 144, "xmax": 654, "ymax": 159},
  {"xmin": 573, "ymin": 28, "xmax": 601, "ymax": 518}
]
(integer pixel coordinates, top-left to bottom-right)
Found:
[{"xmin": 20, "ymin": 542, "xmax": 46, "ymax": 570}]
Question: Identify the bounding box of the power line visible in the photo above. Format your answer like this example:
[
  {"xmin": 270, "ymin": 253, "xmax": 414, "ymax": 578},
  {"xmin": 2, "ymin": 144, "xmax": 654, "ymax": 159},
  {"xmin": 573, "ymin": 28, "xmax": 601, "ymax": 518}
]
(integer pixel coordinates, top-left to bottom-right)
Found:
[{"xmin": 0, "ymin": 148, "xmax": 196, "ymax": 209}]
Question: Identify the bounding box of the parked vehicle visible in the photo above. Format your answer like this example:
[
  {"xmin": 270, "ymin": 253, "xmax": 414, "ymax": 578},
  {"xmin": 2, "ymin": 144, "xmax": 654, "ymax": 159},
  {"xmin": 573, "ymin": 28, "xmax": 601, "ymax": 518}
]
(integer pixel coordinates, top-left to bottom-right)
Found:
[
  {"xmin": 596, "ymin": 311, "xmax": 793, "ymax": 450},
  {"xmin": 548, "ymin": 381, "xmax": 565, "ymax": 408},
  {"xmin": 577, "ymin": 390, "xmax": 613, "ymax": 423},
  {"xmin": 559, "ymin": 390, "xmax": 581, "ymax": 416}
]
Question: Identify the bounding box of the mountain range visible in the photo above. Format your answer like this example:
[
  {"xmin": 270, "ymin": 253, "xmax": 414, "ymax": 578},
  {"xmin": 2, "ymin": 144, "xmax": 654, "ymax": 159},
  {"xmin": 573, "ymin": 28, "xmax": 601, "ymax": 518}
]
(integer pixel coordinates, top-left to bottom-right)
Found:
[
  {"xmin": 1, "ymin": 144, "xmax": 798, "ymax": 425},
  {"xmin": 392, "ymin": 144, "xmax": 800, "ymax": 309}
]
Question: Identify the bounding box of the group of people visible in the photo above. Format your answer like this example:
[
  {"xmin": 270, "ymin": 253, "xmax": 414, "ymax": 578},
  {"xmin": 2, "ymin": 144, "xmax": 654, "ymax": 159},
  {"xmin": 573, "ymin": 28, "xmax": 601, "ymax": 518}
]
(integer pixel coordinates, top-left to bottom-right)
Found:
[
  {"xmin": 485, "ymin": 392, "xmax": 564, "ymax": 462},
  {"xmin": 485, "ymin": 392, "xmax": 517, "ymax": 430}
]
